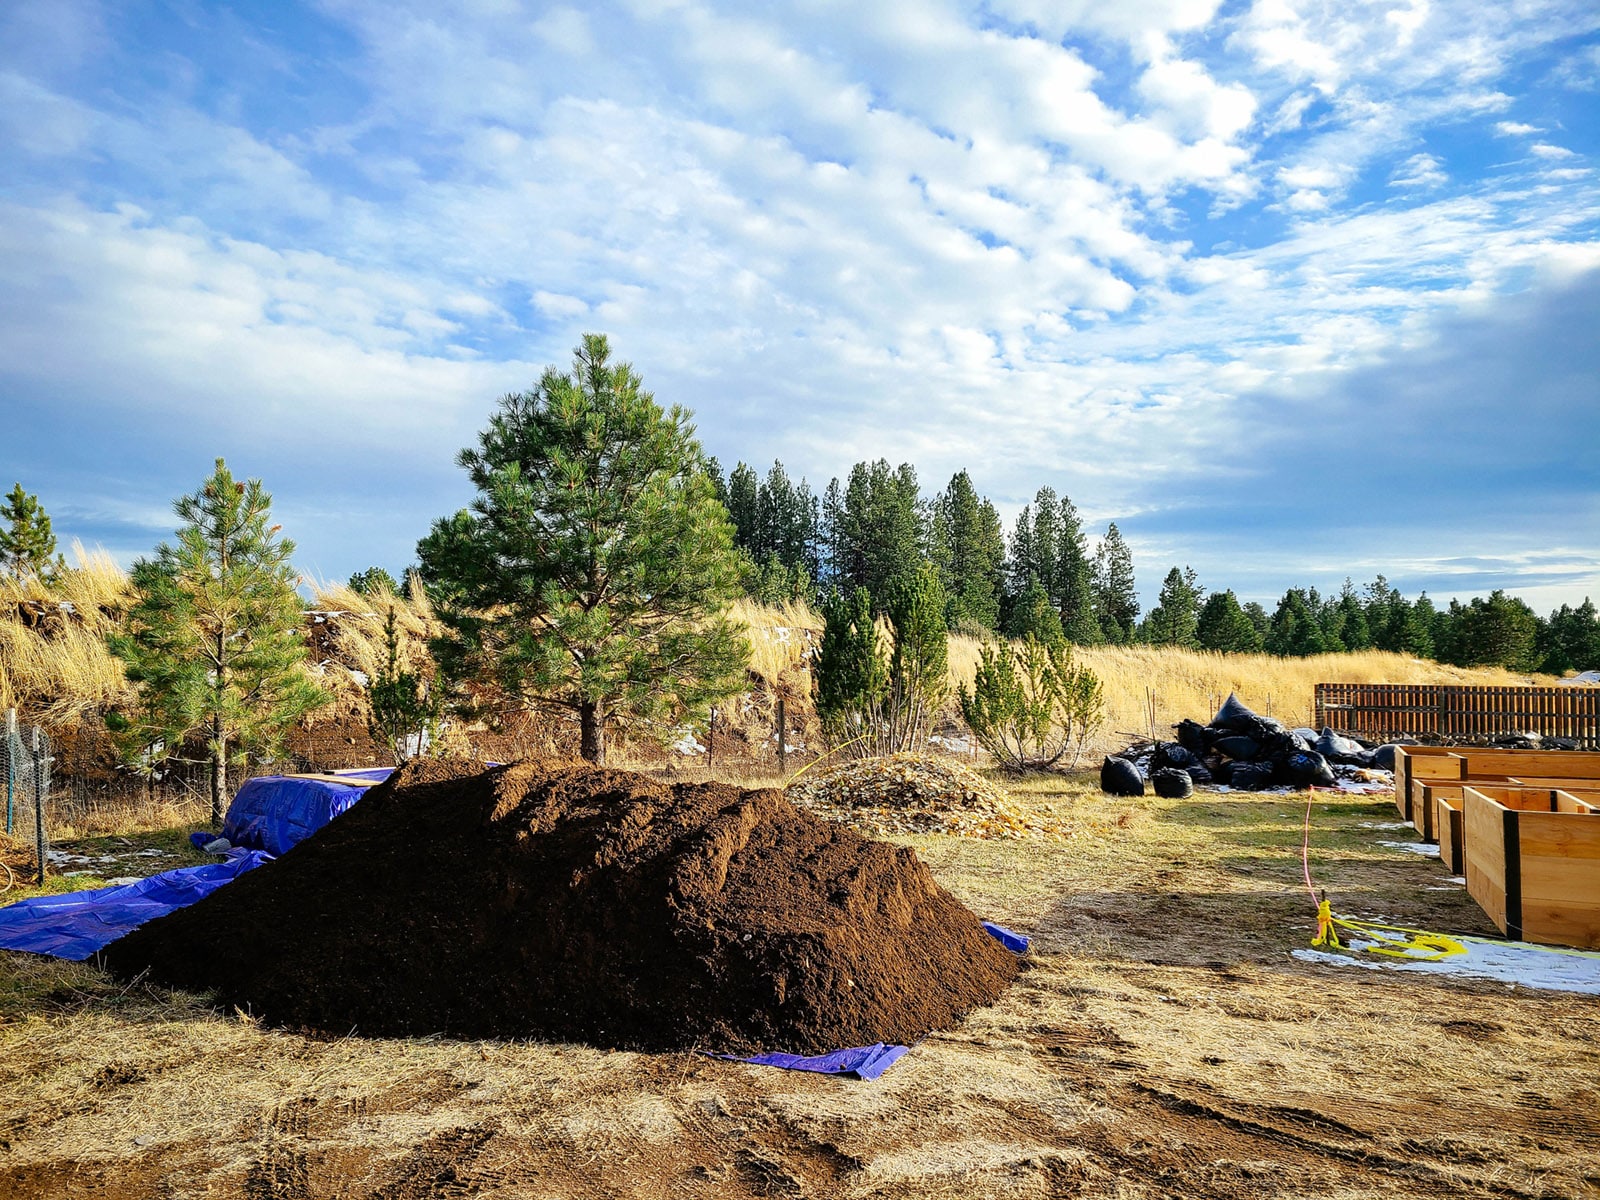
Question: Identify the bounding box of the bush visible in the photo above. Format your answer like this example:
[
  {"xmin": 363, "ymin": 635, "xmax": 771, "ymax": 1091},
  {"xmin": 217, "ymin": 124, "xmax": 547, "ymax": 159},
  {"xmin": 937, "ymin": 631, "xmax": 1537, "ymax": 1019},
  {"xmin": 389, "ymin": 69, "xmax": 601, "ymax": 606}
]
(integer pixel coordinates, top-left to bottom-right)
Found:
[{"xmin": 957, "ymin": 634, "xmax": 1104, "ymax": 772}]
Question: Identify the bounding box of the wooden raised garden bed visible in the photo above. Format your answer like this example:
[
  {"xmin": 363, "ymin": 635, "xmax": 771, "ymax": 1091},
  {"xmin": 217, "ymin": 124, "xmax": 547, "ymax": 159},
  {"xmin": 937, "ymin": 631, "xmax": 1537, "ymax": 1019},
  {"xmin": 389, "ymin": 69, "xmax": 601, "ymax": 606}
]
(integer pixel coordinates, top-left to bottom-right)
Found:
[{"xmin": 1462, "ymin": 786, "xmax": 1600, "ymax": 948}]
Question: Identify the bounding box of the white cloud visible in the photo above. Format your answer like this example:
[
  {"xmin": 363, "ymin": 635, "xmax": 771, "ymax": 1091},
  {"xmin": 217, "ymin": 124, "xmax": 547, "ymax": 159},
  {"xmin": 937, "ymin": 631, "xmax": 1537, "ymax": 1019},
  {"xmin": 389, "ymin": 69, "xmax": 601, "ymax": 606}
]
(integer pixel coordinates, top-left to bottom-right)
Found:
[
  {"xmin": 1494, "ymin": 120, "xmax": 1541, "ymax": 135},
  {"xmin": 1530, "ymin": 141, "xmax": 1576, "ymax": 159},
  {"xmin": 1390, "ymin": 151, "xmax": 1447, "ymax": 190}
]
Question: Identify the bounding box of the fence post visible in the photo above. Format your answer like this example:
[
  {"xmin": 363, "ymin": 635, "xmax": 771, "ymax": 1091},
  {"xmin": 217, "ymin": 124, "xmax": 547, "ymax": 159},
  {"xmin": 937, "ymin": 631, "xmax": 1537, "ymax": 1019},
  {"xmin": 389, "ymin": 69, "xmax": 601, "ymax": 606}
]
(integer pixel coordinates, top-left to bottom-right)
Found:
[
  {"xmin": 4, "ymin": 708, "xmax": 15, "ymax": 836},
  {"xmin": 776, "ymin": 697, "xmax": 786, "ymax": 776},
  {"xmin": 32, "ymin": 726, "xmax": 49, "ymax": 887},
  {"xmin": 707, "ymin": 707, "xmax": 715, "ymax": 772}
]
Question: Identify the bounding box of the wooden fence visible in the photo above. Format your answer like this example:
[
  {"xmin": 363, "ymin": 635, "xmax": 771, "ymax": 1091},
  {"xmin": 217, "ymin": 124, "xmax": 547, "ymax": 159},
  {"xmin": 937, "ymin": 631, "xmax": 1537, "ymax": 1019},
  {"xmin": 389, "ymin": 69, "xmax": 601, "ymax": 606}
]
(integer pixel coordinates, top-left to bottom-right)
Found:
[{"xmin": 1313, "ymin": 683, "xmax": 1600, "ymax": 744}]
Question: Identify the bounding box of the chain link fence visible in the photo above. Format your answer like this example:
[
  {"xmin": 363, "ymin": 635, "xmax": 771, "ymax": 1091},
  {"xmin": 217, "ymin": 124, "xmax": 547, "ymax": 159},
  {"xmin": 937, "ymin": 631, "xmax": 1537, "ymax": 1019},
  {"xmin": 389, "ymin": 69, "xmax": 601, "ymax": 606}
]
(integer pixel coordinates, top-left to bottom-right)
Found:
[{"xmin": 3, "ymin": 709, "xmax": 52, "ymax": 884}]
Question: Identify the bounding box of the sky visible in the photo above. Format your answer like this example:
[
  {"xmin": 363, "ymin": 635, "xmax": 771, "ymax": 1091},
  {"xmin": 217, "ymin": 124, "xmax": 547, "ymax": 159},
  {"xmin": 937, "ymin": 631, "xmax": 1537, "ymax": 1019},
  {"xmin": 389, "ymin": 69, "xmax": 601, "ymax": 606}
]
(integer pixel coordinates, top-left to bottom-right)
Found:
[{"xmin": 1, "ymin": 0, "xmax": 1597, "ymax": 613}]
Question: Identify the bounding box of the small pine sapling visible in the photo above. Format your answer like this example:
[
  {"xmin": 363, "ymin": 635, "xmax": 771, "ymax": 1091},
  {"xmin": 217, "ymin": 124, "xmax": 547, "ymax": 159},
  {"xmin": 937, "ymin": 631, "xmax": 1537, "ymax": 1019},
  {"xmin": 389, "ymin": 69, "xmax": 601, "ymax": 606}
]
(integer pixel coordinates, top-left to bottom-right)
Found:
[
  {"xmin": 368, "ymin": 606, "xmax": 445, "ymax": 764},
  {"xmin": 957, "ymin": 634, "xmax": 1105, "ymax": 772}
]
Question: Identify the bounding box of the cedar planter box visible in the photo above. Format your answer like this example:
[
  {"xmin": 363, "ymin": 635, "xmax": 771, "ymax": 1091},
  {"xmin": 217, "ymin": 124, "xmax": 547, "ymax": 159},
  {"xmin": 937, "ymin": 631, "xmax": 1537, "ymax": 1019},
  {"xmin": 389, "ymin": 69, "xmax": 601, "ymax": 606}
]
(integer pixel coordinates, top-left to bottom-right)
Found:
[
  {"xmin": 1436, "ymin": 782, "xmax": 1600, "ymax": 877},
  {"xmin": 1394, "ymin": 747, "xmax": 1465, "ymax": 824},
  {"xmin": 1463, "ymin": 786, "xmax": 1600, "ymax": 948}
]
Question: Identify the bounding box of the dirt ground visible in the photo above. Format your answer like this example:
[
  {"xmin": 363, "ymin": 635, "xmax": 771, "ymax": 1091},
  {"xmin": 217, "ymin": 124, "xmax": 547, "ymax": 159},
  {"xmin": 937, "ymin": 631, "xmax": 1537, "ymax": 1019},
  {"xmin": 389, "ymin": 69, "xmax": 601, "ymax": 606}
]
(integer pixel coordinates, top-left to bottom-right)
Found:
[{"xmin": 1, "ymin": 772, "xmax": 1598, "ymax": 1200}]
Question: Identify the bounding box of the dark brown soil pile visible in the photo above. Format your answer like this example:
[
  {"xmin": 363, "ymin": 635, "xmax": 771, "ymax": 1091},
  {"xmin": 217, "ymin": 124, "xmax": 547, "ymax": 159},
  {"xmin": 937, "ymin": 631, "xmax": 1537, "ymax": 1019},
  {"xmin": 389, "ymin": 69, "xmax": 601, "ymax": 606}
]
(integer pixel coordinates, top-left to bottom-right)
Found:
[{"xmin": 102, "ymin": 759, "xmax": 1019, "ymax": 1053}]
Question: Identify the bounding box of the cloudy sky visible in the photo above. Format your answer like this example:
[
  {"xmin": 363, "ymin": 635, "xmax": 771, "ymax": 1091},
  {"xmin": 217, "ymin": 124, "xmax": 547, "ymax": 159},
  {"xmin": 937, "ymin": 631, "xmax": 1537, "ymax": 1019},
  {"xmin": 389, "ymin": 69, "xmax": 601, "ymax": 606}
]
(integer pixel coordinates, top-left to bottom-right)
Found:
[{"xmin": 2, "ymin": 0, "xmax": 1597, "ymax": 612}]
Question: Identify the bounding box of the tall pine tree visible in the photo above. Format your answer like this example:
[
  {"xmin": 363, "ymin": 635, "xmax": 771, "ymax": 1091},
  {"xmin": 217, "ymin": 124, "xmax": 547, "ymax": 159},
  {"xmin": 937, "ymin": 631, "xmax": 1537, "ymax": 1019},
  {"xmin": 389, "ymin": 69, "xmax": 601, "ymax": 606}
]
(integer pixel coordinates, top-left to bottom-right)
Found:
[
  {"xmin": 1091, "ymin": 522, "xmax": 1139, "ymax": 643},
  {"xmin": 417, "ymin": 335, "xmax": 748, "ymax": 764},
  {"xmin": 1053, "ymin": 494, "xmax": 1099, "ymax": 644},
  {"xmin": 111, "ymin": 460, "xmax": 326, "ymax": 826}
]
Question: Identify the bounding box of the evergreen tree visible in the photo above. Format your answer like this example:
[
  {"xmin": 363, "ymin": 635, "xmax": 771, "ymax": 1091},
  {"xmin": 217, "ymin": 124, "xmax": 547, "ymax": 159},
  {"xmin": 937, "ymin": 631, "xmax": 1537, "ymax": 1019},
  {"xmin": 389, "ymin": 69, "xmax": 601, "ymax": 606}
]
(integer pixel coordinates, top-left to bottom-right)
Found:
[
  {"xmin": 0, "ymin": 482, "xmax": 62, "ymax": 579},
  {"xmin": 814, "ymin": 586, "xmax": 887, "ymax": 747},
  {"xmin": 704, "ymin": 456, "xmax": 730, "ymax": 512},
  {"xmin": 1005, "ymin": 571, "xmax": 1064, "ymax": 644},
  {"xmin": 1053, "ymin": 494, "xmax": 1099, "ymax": 644},
  {"xmin": 838, "ymin": 459, "xmax": 924, "ymax": 604},
  {"xmin": 1243, "ymin": 600, "xmax": 1271, "ymax": 643},
  {"xmin": 1454, "ymin": 590, "xmax": 1540, "ymax": 670},
  {"xmin": 1265, "ymin": 588, "xmax": 1329, "ymax": 657},
  {"xmin": 348, "ymin": 566, "xmax": 400, "ymax": 596},
  {"xmin": 881, "ymin": 565, "xmax": 949, "ymax": 752},
  {"xmin": 1091, "ymin": 523, "xmax": 1138, "ymax": 643},
  {"xmin": 1394, "ymin": 592, "xmax": 1435, "ymax": 659},
  {"xmin": 1329, "ymin": 579, "xmax": 1371, "ymax": 651},
  {"xmin": 1540, "ymin": 598, "xmax": 1600, "ymax": 674},
  {"xmin": 416, "ymin": 334, "xmax": 748, "ymax": 765},
  {"xmin": 110, "ymin": 459, "xmax": 327, "ymax": 826},
  {"xmin": 367, "ymin": 605, "xmax": 444, "ymax": 765},
  {"xmin": 1196, "ymin": 589, "xmax": 1263, "ymax": 652},
  {"xmin": 1143, "ymin": 566, "xmax": 1202, "ymax": 647},
  {"xmin": 819, "ymin": 477, "xmax": 846, "ymax": 588},
  {"xmin": 958, "ymin": 634, "xmax": 1105, "ymax": 772},
  {"xmin": 931, "ymin": 471, "xmax": 1003, "ymax": 631},
  {"xmin": 726, "ymin": 462, "xmax": 760, "ymax": 556}
]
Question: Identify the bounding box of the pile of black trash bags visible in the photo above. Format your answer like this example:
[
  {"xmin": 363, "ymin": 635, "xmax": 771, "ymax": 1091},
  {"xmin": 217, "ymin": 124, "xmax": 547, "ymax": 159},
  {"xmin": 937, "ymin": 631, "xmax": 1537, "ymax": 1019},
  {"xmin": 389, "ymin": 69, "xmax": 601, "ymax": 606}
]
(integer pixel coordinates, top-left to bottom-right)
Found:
[{"xmin": 1101, "ymin": 692, "xmax": 1404, "ymax": 798}]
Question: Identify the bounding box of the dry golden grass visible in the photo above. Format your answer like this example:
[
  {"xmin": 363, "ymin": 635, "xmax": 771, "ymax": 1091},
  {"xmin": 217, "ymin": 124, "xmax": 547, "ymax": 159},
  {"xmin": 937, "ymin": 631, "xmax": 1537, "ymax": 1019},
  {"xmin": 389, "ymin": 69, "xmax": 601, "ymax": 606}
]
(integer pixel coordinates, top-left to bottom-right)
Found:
[
  {"xmin": 307, "ymin": 579, "xmax": 439, "ymax": 692},
  {"xmin": 734, "ymin": 599, "xmax": 1552, "ymax": 754},
  {"xmin": 0, "ymin": 544, "xmax": 133, "ymax": 724}
]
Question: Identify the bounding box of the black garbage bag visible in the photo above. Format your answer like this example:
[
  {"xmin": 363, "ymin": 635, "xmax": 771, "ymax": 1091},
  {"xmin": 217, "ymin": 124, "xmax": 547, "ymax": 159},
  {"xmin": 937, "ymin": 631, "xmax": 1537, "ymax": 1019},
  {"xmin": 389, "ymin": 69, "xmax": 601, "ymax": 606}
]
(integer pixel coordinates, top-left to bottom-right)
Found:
[
  {"xmin": 1293, "ymin": 727, "xmax": 1318, "ymax": 743},
  {"xmin": 1213, "ymin": 735, "xmax": 1261, "ymax": 761},
  {"xmin": 1370, "ymin": 744, "xmax": 1398, "ymax": 771},
  {"xmin": 1286, "ymin": 750, "xmax": 1337, "ymax": 788},
  {"xmin": 1186, "ymin": 763, "xmax": 1214, "ymax": 785},
  {"xmin": 1151, "ymin": 742, "xmax": 1198, "ymax": 771},
  {"xmin": 1101, "ymin": 756, "xmax": 1146, "ymax": 797},
  {"xmin": 1229, "ymin": 761, "xmax": 1276, "ymax": 791},
  {"xmin": 1288, "ymin": 730, "xmax": 1313, "ymax": 752},
  {"xmin": 1206, "ymin": 756, "xmax": 1231, "ymax": 783},
  {"xmin": 1210, "ymin": 692, "xmax": 1261, "ymax": 732},
  {"xmin": 1152, "ymin": 768, "xmax": 1194, "ymax": 799},
  {"xmin": 1175, "ymin": 719, "xmax": 1213, "ymax": 755},
  {"xmin": 1316, "ymin": 727, "xmax": 1368, "ymax": 763}
]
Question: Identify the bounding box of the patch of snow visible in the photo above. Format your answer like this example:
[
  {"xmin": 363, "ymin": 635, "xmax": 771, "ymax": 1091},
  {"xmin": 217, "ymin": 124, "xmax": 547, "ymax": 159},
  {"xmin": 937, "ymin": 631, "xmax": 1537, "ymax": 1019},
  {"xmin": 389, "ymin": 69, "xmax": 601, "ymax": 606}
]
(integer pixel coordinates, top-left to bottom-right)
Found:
[
  {"xmin": 106, "ymin": 876, "xmax": 142, "ymax": 886},
  {"xmin": 929, "ymin": 734, "xmax": 977, "ymax": 755},
  {"xmin": 1377, "ymin": 841, "xmax": 1440, "ymax": 857},
  {"xmin": 1358, "ymin": 821, "xmax": 1411, "ymax": 829},
  {"xmin": 1294, "ymin": 936, "xmax": 1600, "ymax": 996},
  {"xmin": 671, "ymin": 729, "xmax": 706, "ymax": 755},
  {"xmin": 348, "ymin": 669, "xmax": 370, "ymax": 688}
]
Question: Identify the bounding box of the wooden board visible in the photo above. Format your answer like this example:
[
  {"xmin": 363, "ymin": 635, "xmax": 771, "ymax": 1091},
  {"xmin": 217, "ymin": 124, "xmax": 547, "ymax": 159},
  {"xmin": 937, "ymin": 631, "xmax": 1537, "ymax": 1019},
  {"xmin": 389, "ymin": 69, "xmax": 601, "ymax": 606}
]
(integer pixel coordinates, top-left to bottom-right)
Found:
[
  {"xmin": 1463, "ymin": 788, "xmax": 1511, "ymax": 935},
  {"xmin": 1435, "ymin": 792, "xmax": 1465, "ymax": 876},
  {"xmin": 1449, "ymin": 750, "xmax": 1600, "ymax": 780},
  {"xmin": 1395, "ymin": 748, "xmax": 1465, "ymax": 822}
]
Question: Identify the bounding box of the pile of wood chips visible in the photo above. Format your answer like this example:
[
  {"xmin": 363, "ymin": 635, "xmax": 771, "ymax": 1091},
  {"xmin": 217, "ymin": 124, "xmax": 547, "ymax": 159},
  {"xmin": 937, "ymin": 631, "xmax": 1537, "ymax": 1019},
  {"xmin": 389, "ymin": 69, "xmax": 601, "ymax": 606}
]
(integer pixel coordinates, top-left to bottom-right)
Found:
[{"xmin": 787, "ymin": 751, "xmax": 1068, "ymax": 840}]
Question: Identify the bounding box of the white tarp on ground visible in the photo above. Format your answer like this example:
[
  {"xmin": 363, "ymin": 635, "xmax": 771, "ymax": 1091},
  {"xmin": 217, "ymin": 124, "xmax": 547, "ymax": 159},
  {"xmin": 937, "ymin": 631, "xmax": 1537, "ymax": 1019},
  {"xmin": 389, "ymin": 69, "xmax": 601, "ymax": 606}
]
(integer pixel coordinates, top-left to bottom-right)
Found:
[
  {"xmin": 1294, "ymin": 937, "xmax": 1600, "ymax": 995},
  {"xmin": 1557, "ymin": 670, "xmax": 1600, "ymax": 685}
]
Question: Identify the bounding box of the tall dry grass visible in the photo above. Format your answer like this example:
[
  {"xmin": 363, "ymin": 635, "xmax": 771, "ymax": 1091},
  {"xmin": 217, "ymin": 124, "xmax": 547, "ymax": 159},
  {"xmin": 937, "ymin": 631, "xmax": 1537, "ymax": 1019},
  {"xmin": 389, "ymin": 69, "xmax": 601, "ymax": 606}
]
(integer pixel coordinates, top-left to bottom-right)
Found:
[
  {"xmin": 733, "ymin": 598, "xmax": 1552, "ymax": 754},
  {"xmin": 0, "ymin": 544, "xmax": 133, "ymax": 725}
]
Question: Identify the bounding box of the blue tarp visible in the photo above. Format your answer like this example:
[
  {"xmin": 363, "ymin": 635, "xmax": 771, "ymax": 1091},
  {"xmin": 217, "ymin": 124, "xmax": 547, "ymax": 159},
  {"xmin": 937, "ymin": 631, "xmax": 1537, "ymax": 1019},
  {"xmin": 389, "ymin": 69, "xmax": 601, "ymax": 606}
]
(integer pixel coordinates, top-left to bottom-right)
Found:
[
  {"xmin": 222, "ymin": 769, "xmax": 391, "ymax": 856},
  {"xmin": 0, "ymin": 849, "xmax": 272, "ymax": 961}
]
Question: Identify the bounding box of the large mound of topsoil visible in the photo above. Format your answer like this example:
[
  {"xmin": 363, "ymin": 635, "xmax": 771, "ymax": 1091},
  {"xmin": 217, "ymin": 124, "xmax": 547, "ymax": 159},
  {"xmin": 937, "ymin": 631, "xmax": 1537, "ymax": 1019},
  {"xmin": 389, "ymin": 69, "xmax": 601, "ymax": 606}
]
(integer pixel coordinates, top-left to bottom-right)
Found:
[{"xmin": 102, "ymin": 759, "xmax": 1019, "ymax": 1053}]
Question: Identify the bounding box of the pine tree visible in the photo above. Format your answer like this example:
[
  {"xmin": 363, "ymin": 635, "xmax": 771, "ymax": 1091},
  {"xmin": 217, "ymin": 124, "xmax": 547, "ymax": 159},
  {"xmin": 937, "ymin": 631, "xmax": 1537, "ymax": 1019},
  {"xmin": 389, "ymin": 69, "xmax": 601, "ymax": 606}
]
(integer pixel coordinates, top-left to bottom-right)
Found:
[
  {"xmin": 416, "ymin": 334, "xmax": 748, "ymax": 764},
  {"xmin": 348, "ymin": 566, "xmax": 400, "ymax": 596},
  {"xmin": 931, "ymin": 471, "xmax": 1002, "ymax": 631},
  {"xmin": 1454, "ymin": 590, "xmax": 1539, "ymax": 670},
  {"xmin": 1091, "ymin": 523, "xmax": 1138, "ymax": 643},
  {"xmin": 958, "ymin": 634, "xmax": 1104, "ymax": 772},
  {"xmin": 1005, "ymin": 571, "xmax": 1064, "ymax": 644},
  {"xmin": 368, "ymin": 606, "xmax": 444, "ymax": 764},
  {"xmin": 1054, "ymin": 494, "xmax": 1099, "ymax": 644},
  {"xmin": 814, "ymin": 587, "xmax": 886, "ymax": 747},
  {"xmin": 110, "ymin": 459, "xmax": 327, "ymax": 826},
  {"xmin": 1142, "ymin": 566, "xmax": 1202, "ymax": 647},
  {"xmin": 0, "ymin": 482, "xmax": 63, "ymax": 579},
  {"xmin": 838, "ymin": 460, "xmax": 924, "ymax": 604},
  {"xmin": 1196, "ymin": 590, "xmax": 1263, "ymax": 652},
  {"xmin": 726, "ymin": 462, "xmax": 760, "ymax": 556},
  {"xmin": 1265, "ymin": 588, "xmax": 1329, "ymax": 657}
]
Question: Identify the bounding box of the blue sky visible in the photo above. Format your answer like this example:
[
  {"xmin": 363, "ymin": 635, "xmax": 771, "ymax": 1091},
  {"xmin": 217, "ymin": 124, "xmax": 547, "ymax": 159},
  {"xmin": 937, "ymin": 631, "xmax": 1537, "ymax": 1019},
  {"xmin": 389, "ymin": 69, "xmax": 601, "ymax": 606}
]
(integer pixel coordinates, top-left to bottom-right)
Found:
[{"xmin": 1, "ymin": 0, "xmax": 1597, "ymax": 612}]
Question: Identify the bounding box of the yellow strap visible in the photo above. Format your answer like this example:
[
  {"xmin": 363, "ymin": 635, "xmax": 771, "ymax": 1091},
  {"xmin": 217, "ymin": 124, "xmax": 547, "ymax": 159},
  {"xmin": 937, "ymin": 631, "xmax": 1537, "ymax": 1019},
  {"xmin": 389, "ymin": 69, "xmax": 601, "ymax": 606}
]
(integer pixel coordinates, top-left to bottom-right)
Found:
[{"xmin": 1311, "ymin": 898, "xmax": 1341, "ymax": 949}]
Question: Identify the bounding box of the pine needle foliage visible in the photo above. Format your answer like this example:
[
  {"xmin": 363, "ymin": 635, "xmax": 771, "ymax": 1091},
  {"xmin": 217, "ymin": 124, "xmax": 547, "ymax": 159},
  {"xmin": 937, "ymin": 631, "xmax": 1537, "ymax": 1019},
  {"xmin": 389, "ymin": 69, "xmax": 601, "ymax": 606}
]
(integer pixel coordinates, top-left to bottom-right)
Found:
[
  {"xmin": 958, "ymin": 634, "xmax": 1105, "ymax": 772},
  {"xmin": 1, "ymin": 483, "xmax": 63, "ymax": 580},
  {"xmin": 417, "ymin": 334, "xmax": 748, "ymax": 764},
  {"xmin": 109, "ymin": 460, "xmax": 326, "ymax": 826},
  {"xmin": 368, "ymin": 606, "xmax": 444, "ymax": 765}
]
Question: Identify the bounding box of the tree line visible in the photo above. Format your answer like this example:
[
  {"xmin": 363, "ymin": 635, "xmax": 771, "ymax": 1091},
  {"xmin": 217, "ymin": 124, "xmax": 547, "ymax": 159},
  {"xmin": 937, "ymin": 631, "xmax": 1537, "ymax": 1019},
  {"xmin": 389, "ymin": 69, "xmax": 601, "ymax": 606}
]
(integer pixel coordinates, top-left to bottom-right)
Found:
[{"xmin": 702, "ymin": 457, "xmax": 1600, "ymax": 675}]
